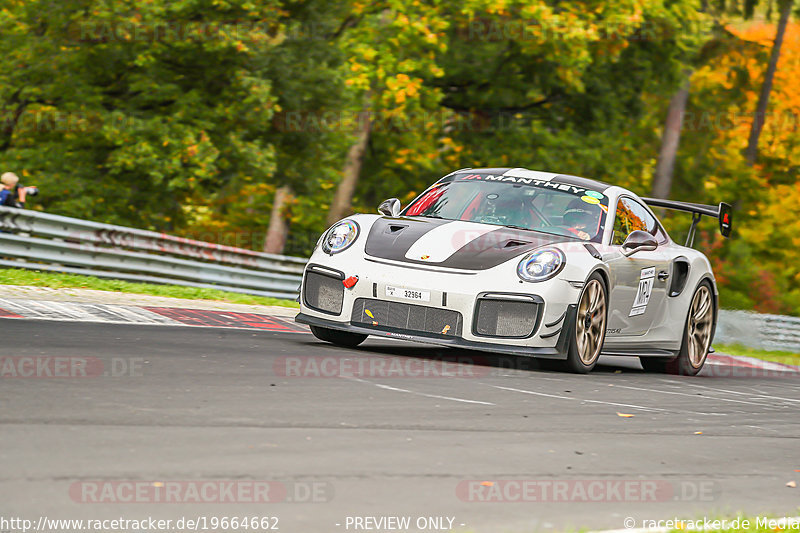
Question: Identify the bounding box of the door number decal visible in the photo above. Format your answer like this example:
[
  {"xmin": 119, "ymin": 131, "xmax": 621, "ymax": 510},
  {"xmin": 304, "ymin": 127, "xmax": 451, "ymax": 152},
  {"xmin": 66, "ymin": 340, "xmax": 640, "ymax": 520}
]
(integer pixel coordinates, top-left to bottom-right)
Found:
[{"xmin": 630, "ymin": 266, "xmax": 655, "ymax": 317}]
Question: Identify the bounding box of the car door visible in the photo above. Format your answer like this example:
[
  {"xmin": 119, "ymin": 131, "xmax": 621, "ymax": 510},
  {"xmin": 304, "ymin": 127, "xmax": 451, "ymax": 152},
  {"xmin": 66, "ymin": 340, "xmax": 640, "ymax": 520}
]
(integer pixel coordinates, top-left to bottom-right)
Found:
[{"xmin": 605, "ymin": 196, "xmax": 671, "ymax": 337}]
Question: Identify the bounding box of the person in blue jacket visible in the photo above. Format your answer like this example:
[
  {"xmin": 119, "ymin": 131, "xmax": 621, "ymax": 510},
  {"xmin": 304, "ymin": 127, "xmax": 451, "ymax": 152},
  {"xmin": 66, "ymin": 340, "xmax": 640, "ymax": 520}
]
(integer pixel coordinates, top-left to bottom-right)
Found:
[{"xmin": 1, "ymin": 172, "xmax": 36, "ymax": 208}]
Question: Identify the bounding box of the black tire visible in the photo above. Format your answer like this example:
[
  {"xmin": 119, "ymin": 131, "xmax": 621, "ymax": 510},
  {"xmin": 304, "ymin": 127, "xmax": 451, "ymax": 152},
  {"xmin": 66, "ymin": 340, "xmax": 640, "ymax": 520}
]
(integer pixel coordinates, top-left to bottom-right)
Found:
[
  {"xmin": 310, "ymin": 325, "xmax": 367, "ymax": 348},
  {"xmin": 639, "ymin": 281, "xmax": 715, "ymax": 376},
  {"xmin": 669, "ymin": 280, "xmax": 715, "ymax": 376},
  {"xmin": 565, "ymin": 272, "xmax": 608, "ymax": 374}
]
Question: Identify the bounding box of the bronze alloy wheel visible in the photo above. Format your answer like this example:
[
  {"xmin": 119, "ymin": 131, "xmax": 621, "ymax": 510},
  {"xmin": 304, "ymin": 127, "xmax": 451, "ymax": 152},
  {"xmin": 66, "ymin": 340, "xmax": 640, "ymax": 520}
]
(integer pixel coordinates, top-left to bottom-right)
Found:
[
  {"xmin": 574, "ymin": 277, "xmax": 607, "ymax": 367},
  {"xmin": 686, "ymin": 284, "xmax": 713, "ymax": 368}
]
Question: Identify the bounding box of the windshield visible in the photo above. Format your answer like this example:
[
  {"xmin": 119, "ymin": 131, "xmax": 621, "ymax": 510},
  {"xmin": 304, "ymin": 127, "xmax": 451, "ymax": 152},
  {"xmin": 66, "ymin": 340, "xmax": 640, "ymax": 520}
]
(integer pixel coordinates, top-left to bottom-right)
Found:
[{"xmin": 402, "ymin": 172, "xmax": 609, "ymax": 242}]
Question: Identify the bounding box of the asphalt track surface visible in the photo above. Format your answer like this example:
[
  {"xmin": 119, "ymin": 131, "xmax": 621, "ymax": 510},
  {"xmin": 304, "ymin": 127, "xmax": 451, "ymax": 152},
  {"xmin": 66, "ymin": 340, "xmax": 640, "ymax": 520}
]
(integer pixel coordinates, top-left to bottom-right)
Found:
[{"xmin": 1, "ymin": 318, "xmax": 799, "ymax": 533}]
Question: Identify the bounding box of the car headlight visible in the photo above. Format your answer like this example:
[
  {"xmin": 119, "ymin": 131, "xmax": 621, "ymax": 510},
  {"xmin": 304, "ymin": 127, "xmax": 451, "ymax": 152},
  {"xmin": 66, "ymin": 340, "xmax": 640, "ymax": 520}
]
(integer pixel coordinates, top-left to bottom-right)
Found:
[
  {"xmin": 517, "ymin": 248, "xmax": 565, "ymax": 282},
  {"xmin": 321, "ymin": 220, "xmax": 359, "ymax": 255}
]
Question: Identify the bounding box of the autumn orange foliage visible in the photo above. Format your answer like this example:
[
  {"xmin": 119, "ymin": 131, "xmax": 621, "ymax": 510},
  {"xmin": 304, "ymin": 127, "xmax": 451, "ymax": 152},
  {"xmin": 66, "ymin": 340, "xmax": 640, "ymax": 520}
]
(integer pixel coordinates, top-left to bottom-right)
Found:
[{"xmin": 690, "ymin": 21, "xmax": 800, "ymax": 313}]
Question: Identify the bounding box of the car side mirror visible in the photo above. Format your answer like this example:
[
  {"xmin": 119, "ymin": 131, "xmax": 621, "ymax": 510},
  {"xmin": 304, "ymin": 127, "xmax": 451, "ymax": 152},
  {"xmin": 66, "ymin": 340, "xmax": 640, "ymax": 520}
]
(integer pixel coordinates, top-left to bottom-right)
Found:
[
  {"xmin": 378, "ymin": 198, "xmax": 401, "ymax": 217},
  {"xmin": 621, "ymin": 230, "xmax": 658, "ymax": 257}
]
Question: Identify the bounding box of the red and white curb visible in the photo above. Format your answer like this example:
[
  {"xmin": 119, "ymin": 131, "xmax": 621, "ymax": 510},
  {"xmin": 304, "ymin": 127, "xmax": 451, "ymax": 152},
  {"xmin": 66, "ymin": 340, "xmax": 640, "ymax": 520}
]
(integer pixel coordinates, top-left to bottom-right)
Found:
[
  {"xmin": 0, "ymin": 297, "xmax": 798, "ymax": 375},
  {"xmin": 0, "ymin": 298, "xmax": 306, "ymax": 333},
  {"xmin": 703, "ymin": 351, "xmax": 800, "ymax": 377},
  {"xmin": 706, "ymin": 352, "xmax": 799, "ymax": 373}
]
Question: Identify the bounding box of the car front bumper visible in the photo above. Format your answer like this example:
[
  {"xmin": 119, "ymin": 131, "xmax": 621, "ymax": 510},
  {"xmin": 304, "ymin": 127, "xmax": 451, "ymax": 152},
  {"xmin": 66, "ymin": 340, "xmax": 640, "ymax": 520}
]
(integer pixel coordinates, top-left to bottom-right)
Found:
[{"xmin": 296, "ymin": 252, "xmax": 584, "ymax": 359}]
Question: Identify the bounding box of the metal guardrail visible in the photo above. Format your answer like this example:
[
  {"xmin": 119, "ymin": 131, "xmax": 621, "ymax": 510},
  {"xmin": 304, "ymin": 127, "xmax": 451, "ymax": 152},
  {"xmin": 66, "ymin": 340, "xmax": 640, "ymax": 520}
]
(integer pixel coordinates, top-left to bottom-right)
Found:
[
  {"xmin": 716, "ymin": 310, "xmax": 800, "ymax": 353},
  {"xmin": 0, "ymin": 206, "xmax": 307, "ymax": 299}
]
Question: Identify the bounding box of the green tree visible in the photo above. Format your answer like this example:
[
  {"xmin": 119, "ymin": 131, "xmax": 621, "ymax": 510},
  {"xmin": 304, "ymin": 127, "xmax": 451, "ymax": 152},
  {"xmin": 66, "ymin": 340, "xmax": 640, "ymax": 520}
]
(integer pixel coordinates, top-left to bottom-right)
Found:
[
  {"xmin": 325, "ymin": 0, "xmax": 449, "ymax": 225},
  {"xmin": 1, "ymin": 0, "xmax": 282, "ymax": 230}
]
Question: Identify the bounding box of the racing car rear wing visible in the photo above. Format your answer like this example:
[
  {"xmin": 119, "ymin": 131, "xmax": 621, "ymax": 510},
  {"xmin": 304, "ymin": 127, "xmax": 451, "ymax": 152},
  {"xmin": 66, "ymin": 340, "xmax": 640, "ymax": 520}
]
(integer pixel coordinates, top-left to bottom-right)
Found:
[{"xmin": 642, "ymin": 198, "xmax": 732, "ymax": 247}]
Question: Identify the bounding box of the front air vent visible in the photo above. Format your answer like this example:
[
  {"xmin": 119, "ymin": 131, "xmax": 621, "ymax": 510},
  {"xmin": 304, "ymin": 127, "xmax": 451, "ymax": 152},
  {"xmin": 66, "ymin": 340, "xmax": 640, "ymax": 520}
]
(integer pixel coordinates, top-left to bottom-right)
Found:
[
  {"xmin": 350, "ymin": 298, "xmax": 463, "ymax": 338},
  {"xmin": 473, "ymin": 293, "xmax": 543, "ymax": 338},
  {"xmin": 303, "ymin": 266, "xmax": 345, "ymax": 315}
]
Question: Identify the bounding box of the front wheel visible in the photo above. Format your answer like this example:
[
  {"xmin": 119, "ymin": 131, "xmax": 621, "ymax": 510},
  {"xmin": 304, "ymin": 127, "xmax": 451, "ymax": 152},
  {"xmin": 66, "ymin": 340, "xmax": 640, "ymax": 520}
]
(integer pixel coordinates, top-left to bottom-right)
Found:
[
  {"xmin": 565, "ymin": 273, "xmax": 608, "ymax": 374},
  {"xmin": 310, "ymin": 326, "xmax": 367, "ymax": 348}
]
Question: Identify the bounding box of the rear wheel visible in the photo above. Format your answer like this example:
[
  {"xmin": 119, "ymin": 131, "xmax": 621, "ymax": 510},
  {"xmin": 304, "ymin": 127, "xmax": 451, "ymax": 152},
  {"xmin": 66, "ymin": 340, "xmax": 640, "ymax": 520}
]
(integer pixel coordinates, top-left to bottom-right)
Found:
[
  {"xmin": 565, "ymin": 273, "xmax": 608, "ymax": 374},
  {"xmin": 310, "ymin": 326, "xmax": 367, "ymax": 348},
  {"xmin": 673, "ymin": 281, "xmax": 714, "ymax": 375},
  {"xmin": 639, "ymin": 281, "xmax": 714, "ymax": 376}
]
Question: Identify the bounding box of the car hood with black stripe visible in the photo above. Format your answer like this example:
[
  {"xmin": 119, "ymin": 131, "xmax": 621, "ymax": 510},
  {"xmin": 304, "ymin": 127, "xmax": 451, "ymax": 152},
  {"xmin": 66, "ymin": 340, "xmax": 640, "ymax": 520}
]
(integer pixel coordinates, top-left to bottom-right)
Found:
[{"xmin": 364, "ymin": 216, "xmax": 570, "ymax": 270}]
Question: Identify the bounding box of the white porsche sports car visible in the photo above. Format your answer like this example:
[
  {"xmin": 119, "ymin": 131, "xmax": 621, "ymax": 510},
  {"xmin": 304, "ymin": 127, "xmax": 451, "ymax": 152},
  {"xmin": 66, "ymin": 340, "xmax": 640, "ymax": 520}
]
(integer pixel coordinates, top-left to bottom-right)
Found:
[{"xmin": 296, "ymin": 168, "xmax": 732, "ymax": 375}]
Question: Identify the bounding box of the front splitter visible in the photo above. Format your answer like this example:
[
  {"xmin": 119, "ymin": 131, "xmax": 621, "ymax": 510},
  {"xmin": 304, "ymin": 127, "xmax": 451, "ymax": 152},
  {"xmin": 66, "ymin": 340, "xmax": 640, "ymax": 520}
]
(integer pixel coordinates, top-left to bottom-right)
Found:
[{"xmin": 295, "ymin": 311, "xmax": 573, "ymax": 360}]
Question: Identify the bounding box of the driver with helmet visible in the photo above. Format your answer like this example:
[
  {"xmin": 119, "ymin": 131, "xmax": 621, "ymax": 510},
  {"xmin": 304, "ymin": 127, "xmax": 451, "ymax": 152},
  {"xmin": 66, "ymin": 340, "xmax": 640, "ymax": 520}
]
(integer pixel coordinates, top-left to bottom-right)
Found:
[{"xmin": 562, "ymin": 198, "xmax": 601, "ymax": 241}]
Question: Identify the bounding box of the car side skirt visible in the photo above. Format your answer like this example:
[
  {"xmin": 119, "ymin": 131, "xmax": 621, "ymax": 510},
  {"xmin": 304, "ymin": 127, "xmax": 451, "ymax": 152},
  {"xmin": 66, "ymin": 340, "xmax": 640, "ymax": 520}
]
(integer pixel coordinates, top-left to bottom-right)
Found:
[{"xmin": 602, "ymin": 348, "xmax": 679, "ymax": 358}]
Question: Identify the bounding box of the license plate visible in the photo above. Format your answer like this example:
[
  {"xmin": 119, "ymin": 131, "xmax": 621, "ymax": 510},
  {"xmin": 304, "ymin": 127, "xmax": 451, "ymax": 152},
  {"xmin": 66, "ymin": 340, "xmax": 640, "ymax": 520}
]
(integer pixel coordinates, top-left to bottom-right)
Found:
[{"xmin": 385, "ymin": 285, "xmax": 430, "ymax": 302}]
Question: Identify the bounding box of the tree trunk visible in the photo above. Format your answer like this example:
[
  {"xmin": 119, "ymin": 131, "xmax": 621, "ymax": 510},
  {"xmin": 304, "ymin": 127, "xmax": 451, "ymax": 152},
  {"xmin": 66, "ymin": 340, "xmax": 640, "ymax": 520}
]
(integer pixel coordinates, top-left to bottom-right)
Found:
[
  {"xmin": 326, "ymin": 107, "xmax": 371, "ymax": 226},
  {"xmin": 745, "ymin": 0, "xmax": 793, "ymax": 166},
  {"xmin": 652, "ymin": 74, "xmax": 692, "ymax": 199},
  {"xmin": 263, "ymin": 184, "xmax": 293, "ymax": 254}
]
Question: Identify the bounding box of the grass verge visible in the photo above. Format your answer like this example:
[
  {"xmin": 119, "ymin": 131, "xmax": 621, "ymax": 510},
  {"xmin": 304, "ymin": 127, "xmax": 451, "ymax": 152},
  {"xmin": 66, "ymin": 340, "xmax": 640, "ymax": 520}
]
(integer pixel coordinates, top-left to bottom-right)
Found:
[
  {"xmin": 0, "ymin": 267, "xmax": 299, "ymax": 308},
  {"xmin": 715, "ymin": 342, "xmax": 799, "ymax": 367}
]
